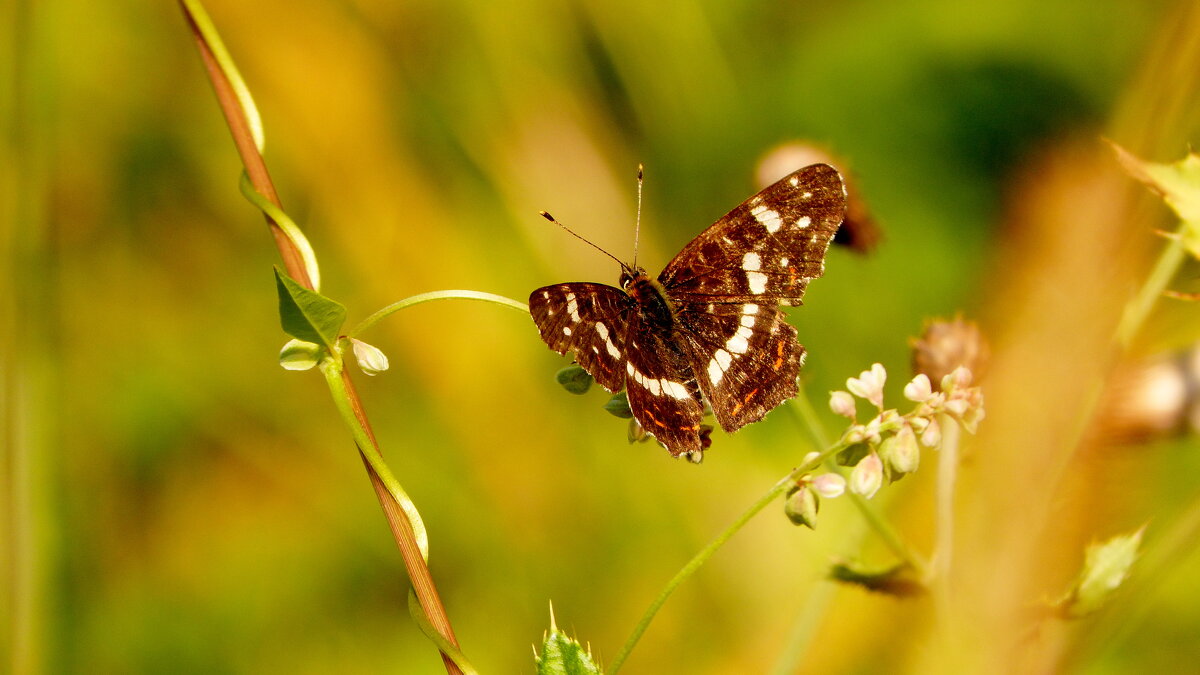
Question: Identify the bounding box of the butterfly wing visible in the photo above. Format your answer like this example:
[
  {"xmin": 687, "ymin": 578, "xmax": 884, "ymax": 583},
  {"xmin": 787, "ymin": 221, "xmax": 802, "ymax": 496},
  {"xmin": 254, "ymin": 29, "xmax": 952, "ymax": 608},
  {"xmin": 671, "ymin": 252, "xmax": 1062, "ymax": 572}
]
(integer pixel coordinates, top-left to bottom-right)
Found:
[
  {"xmin": 659, "ymin": 163, "xmax": 846, "ymax": 305},
  {"xmin": 675, "ymin": 302, "xmax": 803, "ymax": 432},
  {"xmin": 662, "ymin": 164, "xmax": 845, "ymax": 431},
  {"xmin": 529, "ymin": 283, "xmax": 633, "ymax": 393},
  {"xmin": 622, "ymin": 311, "xmax": 707, "ymax": 458}
]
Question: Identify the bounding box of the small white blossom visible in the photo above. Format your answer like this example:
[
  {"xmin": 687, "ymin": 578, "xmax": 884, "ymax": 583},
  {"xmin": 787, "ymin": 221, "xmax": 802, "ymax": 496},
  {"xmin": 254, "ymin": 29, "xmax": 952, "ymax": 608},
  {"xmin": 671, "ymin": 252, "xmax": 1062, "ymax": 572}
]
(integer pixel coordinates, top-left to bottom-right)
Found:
[
  {"xmin": 847, "ymin": 363, "xmax": 887, "ymax": 409},
  {"xmin": 351, "ymin": 338, "xmax": 389, "ymax": 376},
  {"xmin": 904, "ymin": 374, "xmax": 933, "ymax": 402}
]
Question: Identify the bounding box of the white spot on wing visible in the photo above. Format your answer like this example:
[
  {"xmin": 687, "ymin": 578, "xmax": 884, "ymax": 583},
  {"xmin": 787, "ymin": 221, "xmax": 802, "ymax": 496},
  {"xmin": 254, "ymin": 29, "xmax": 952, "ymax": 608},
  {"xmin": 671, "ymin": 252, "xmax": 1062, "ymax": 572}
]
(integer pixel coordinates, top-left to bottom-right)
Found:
[
  {"xmin": 740, "ymin": 313, "xmax": 756, "ymax": 328},
  {"xmin": 742, "ymin": 251, "xmax": 761, "ymax": 271},
  {"xmin": 751, "ymin": 204, "xmax": 783, "ymax": 233},
  {"xmin": 780, "ymin": 256, "xmax": 789, "ymax": 267},
  {"xmin": 563, "ymin": 326, "xmax": 572, "ymax": 336},
  {"xmin": 596, "ymin": 322, "xmax": 620, "ymax": 359},
  {"xmin": 707, "ymin": 348, "xmax": 734, "ymax": 385},
  {"xmin": 797, "ymin": 216, "xmax": 811, "ymax": 229},
  {"xmin": 802, "ymin": 191, "xmax": 813, "ymax": 199},
  {"xmin": 726, "ymin": 325, "xmax": 752, "ymax": 354},
  {"xmin": 747, "ymin": 271, "xmax": 768, "ymax": 294},
  {"xmin": 789, "ymin": 176, "xmax": 799, "ymax": 187},
  {"xmin": 744, "ymin": 304, "xmax": 759, "ymax": 315},
  {"xmin": 566, "ymin": 292, "xmax": 580, "ymax": 322},
  {"xmin": 661, "ymin": 380, "xmax": 690, "ymax": 400}
]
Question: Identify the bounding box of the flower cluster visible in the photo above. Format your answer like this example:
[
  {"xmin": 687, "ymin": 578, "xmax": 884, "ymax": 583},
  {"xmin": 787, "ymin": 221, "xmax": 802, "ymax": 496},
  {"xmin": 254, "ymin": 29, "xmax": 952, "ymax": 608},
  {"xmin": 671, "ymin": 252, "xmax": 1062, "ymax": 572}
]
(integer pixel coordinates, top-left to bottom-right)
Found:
[
  {"xmin": 784, "ymin": 362, "xmax": 985, "ymax": 530},
  {"xmin": 830, "ymin": 363, "xmax": 984, "ymax": 500}
]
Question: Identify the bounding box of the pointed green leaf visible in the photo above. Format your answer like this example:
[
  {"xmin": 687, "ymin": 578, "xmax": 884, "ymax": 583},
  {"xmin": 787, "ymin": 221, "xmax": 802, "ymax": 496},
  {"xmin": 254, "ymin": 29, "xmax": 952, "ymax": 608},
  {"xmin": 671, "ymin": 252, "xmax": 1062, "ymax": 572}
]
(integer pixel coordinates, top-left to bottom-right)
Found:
[
  {"xmin": 1114, "ymin": 145, "xmax": 1200, "ymax": 251},
  {"xmin": 604, "ymin": 392, "xmax": 633, "ymax": 419},
  {"xmin": 556, "ymin": 365, "xmax": 593, "ymax": 395},
  {"xmin": 274, "ymin": 267, "xmax": 346, "ymax": 351},
  {"xmin": 535, "ymin": 627, "xmax": 603, "ymax": 675},
  {"xmin": 1056, "ymin": 527, "xmax": 1144, "ymax": 618}
]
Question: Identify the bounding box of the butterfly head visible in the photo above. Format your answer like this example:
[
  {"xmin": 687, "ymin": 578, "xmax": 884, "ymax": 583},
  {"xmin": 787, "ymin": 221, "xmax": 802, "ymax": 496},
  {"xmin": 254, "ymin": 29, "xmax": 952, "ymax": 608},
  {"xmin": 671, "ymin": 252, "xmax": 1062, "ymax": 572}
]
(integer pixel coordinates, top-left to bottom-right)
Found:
[{"xmin": 618, "ymin": 265, "xmax": 647, "ymax": 290}]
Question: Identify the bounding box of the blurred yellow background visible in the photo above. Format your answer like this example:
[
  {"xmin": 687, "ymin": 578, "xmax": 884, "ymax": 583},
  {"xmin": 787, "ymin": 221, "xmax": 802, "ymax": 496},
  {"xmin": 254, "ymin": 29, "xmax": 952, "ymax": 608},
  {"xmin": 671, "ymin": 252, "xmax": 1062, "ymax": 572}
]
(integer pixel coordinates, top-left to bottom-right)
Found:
[{"xmin": 5, "ymin": 0, "xmax": 1200, "ymax": 672}]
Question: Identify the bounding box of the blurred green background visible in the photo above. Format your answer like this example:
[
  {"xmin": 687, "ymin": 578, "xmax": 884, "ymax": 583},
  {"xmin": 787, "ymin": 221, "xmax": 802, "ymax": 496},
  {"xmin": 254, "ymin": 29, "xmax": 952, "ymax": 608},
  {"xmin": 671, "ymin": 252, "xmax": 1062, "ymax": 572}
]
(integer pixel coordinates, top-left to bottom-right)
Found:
[{"xmin": 5, "ymin": 0, "xmax": 1200, "ymax": 673}]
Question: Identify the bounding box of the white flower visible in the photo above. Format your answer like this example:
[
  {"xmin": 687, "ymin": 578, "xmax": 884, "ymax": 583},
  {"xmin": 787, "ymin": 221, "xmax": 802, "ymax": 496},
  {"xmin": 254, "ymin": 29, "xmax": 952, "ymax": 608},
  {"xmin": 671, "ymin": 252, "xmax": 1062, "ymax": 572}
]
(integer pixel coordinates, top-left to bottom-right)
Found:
[
  {"xmin": 904, "ymin": 374, "xmax": 933, "ymax": 402},
  {"xmin": 847, "ymin": 363, "xmax": 887, "ymax": 409},
  {"xmin": 351, "ymin": 338, "xmax": 389, "ymax": 376}
]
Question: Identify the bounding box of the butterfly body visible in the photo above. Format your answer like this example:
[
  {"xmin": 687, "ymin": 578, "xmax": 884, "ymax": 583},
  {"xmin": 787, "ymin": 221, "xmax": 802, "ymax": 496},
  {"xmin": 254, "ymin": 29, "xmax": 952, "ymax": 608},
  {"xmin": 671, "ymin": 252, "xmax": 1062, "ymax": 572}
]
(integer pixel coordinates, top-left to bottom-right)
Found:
[{"xmin": 530, "ymin": 163, "xmax": 847, "ymax": 461}]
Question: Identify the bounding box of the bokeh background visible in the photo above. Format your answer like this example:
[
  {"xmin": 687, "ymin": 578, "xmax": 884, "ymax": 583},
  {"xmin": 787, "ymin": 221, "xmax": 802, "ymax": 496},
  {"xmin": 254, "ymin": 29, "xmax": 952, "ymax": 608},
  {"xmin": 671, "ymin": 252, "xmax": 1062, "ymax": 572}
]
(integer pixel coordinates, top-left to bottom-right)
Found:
[{"xmin": 5, "ymin": 0, "xmax": 1200, "ymax": 672}]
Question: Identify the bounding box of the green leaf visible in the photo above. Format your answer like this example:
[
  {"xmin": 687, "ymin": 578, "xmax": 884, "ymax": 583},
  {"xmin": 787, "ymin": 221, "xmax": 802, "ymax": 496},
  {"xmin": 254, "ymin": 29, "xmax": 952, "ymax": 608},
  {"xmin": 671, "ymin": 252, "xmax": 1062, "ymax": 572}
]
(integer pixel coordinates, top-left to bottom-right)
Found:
[
  {"xmin": 1056, "ymin": 527, "xmax": 1144, "ymax": 618},
  {"xmin": 604, "ymin": 392, "xmax": 633, "ymax": 419},
  {"xmin": 535, "ymin": 626, "xmax": 603, "ymax": 675},
  {"xmin": 1113, "ymin": 144, "xmax": 1200, "ymax": 253},
  {"xmin": 556, "ymin": 365, "xmax": 593, "ymax": 395},
  {"xmin": 829, "ymin": 561, "xmax": 925, "ymax": 598},
  {"xmin": 274, "ymin": 267, "xmax": 346, "ymax": 351}
]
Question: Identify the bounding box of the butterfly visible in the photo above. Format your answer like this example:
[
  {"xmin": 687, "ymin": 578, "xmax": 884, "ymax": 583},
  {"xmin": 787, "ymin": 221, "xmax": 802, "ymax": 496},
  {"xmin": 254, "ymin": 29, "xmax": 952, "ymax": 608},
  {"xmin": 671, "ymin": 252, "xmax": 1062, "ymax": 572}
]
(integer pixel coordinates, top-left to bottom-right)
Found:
[{"xmin": 529, "ymin": 163, "xmax": 847, "ymax": 462}]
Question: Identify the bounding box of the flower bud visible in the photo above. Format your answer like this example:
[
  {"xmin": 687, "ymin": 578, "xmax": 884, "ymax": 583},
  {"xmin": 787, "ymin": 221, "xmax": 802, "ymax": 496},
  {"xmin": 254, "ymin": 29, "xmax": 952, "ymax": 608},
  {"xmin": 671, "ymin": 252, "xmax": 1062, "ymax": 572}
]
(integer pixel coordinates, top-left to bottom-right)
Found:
[
  {"xmin": 887, "ymin": 425, "xmax": 920, "ymax": 475},
  {"xmin": 829, "ymin": 390, "xmax": 857, "ymax": 418},
  {"xmin": 350, "ymin": 338, "xmax": 389, "ymax": 375},
  {"xmin": 920, "ymin": 416, "xmax": 942, "ymax": 448},
  {"xmin": 279, "ymin": 339, "xmax": 322, "ymax": 371},
  {"xmin": 849, "ymin": 453, "xmax": 884, "ymax": 499},
  {"xmin": 784, "ymin": 485, "xmax": 820, "ymax": 529},
  {"xmin": 811, "ymin": 473, "xmax": 846, "ymax": 499}
]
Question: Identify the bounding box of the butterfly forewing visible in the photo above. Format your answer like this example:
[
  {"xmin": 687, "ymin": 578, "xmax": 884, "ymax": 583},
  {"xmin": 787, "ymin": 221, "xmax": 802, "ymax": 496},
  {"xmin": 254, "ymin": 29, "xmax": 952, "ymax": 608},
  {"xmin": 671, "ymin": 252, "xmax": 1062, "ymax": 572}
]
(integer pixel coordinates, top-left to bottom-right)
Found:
[
  {"xmin": 659, "ymin": 164, "xmax": 846, "ymax": 305},
  {"xmin": 529, "ymin": 283, "xmax": 632, "ymax": 393}
]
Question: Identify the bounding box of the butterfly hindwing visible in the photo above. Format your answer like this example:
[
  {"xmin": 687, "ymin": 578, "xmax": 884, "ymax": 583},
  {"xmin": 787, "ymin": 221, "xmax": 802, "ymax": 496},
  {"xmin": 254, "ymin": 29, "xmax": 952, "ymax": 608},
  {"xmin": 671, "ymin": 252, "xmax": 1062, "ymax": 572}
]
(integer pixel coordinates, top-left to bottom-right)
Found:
[
  {"xmin": 529, "ymin": 283, "xmax": 631, "ymax": 393},
  {"xmin": 622, "ymin": 313, "xmax": 706, "ymax": 457},
  {"xmin": 659, "ymin": 164, "xmax": 846, "ymax": 305},
  {"xmin": 675, "ymin": 301, "xmax": 803, "ymax": 432}
]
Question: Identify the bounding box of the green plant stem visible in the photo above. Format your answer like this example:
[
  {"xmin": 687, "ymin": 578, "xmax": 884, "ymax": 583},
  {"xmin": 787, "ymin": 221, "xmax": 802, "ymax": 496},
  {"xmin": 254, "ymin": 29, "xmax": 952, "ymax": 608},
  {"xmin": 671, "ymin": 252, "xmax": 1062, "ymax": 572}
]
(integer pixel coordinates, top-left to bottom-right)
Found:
[
  {"xmin": 349, "ymin": 290, "xmax": 528, "ymax": 337},
  {"xmin": 1116, "ymin": 222, "xmax": 1188, "ymax": 350},
  {"xmin": 320, "ymin": 356, "xmax": 429, "ymax": 553},
  {"xmin": 788, "ymin": 387, "xmax": 929, "ymax": 577},
  {"xmin": 608, "ymin": 443, "xmax": 846, "ymax": 674}
]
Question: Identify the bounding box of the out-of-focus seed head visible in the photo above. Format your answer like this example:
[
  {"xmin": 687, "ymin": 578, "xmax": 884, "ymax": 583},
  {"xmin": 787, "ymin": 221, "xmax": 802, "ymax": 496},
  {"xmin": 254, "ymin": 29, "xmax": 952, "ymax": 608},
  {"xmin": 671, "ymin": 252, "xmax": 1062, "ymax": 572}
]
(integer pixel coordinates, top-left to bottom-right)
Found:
[{"xmin": 911, "ymin": 317, "xmax": 989, "ymax": 390}]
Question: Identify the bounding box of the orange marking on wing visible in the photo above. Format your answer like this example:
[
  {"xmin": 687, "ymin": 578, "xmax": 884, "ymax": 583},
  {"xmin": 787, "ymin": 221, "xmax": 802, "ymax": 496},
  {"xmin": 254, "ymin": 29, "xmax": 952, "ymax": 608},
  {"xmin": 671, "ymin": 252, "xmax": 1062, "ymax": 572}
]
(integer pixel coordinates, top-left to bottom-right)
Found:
[
  {"xmin": 773, "ymin": 340, "xmax": 787, "ymax": 370},
  {"xmin": 788, "ymin": 266, "xmax": 798, "ymax": 286}
]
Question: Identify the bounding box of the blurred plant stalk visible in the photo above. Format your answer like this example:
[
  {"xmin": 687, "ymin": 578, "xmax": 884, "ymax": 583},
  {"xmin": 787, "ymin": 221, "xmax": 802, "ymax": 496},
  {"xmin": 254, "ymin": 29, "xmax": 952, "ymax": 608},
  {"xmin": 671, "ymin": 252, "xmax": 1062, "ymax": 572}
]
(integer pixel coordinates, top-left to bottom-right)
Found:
[{"xmin": 176, "ymin": 2, "xmax": 465, "ymax": 673}]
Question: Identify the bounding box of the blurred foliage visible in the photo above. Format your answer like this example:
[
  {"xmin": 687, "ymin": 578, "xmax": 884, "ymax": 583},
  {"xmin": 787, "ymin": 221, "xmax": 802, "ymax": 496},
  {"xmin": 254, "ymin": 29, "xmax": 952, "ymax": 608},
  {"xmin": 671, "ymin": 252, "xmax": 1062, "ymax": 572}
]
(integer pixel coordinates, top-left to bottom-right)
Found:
[{"xmin": 4, "ymin": 0, "xmax": 1200, "ymax": 673}]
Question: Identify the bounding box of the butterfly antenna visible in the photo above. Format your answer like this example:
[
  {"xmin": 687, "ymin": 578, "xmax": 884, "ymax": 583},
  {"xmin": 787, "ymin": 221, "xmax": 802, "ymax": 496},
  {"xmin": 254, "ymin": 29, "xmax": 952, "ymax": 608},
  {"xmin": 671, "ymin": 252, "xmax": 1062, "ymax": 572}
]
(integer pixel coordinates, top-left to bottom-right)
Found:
[
  {"xmin": 633, "ymin": 163, "xmax": 644, "ymax": 269},
  {"xmin": 539, "ymin": 211, "xmax": 627, "ymax": 271}
]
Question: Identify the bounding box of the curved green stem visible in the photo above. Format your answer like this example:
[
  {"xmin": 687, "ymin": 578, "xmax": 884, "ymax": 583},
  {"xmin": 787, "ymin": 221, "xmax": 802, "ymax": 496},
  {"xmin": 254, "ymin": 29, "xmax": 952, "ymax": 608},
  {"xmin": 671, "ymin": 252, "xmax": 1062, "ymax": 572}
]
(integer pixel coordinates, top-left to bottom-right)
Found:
[
  {"xmin": 178, "ymin": 0, "xmax": 264, "ymax": 149},
  {"xmin": 319, "ymin": 355, "xmax": 429, "ymax": 556},
  {"xmin": 349, "ymin": 290, "xmax": 529, "ymax": 337},
  {"xmin": 407, "ymin": 591, "xmax": 479, "ymax": 675},
  {"xmin": 239, "ymin": 173, "xmax": 322, "ymax": 291},
  {"xmin": 607, "ymin": 443, "xmax": 846, "ymax": 674}
]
